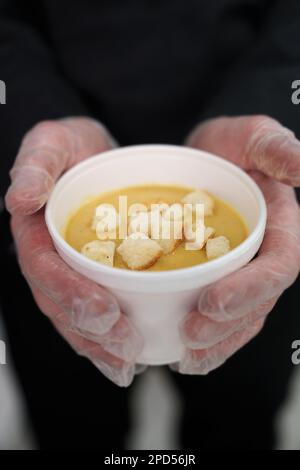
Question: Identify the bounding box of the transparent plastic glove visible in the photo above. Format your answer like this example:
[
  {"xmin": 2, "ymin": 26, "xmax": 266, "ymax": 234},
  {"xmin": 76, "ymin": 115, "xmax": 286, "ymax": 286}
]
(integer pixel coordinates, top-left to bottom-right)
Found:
[
  {"xmin": 5, "ymin": 117, "xmax": 143, "ymax": 387},
  {"xmin": 175, "ymin": 116, "xmax": 300, "ymax": 375}
]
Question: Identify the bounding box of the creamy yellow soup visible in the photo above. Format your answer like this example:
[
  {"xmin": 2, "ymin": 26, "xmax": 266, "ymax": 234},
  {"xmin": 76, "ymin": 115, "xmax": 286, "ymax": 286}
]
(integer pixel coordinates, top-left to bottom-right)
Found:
[{"xmin": 65, "ymin": 184, "xmax": 248, "ymax": 271}]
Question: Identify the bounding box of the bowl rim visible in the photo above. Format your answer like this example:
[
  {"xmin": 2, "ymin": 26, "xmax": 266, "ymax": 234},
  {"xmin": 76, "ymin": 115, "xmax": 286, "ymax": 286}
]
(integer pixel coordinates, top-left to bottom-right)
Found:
[{"xmin": 45, "ymin": 144, "xmax": 267, "ymax": 284}]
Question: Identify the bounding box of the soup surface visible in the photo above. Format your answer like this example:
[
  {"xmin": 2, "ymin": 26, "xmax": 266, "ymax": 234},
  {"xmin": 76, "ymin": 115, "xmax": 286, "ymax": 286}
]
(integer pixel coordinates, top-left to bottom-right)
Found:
[{"xmin": 65, "ymin": 184, "xmax": 248, "ymax": 271}]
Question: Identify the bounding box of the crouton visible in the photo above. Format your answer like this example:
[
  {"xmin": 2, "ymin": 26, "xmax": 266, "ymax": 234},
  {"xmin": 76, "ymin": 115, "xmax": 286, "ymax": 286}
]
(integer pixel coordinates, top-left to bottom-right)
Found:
[
  {"xmin": 96, "ymin": 228, "xmax": 117, "ymax": 241},
  {"xmin": 181, "ymin": 190, "xmax": 215, "ymax": 216},
  {"xmin": 148, "ymin": 209, "xmax": 165, "ymax": 239},
  {"xmin": 81, "ymin": 240, "xmax": 115, "ymax": 266},
  {"xmin": 184, "ymin": 220, "xmax": 206, "ymax": 250},
  {"xmin": 117, "ymin": 234, "xmax": 163, "ymax": 270},
  {"xmin": 157, "ymin": 219, "xmax": 183, "ymax": 254},
  {"xmin": 127, "ymin": 231, "xmax": 148, "ymax": 240},
  {"xmin": 162, "ymin": 203, "xmax": 183, "ymax": 221},
  {"xmin": 129, "ymin": 209, "xmax": 163, "ymax": 239},
  {"xmin": 157, "ymin": 237, "xmax": 182, "ymax": 255},
  {"xmin": 205, "ymin": 226, "xmax": 216, "ymax": 242},
  {"xmin": 206, "ymin": 236, "xmax": 230, "ymax": 260},
  {"xmin": 184, "ymin": 221, "xmax": 216, "ymax": 250},
  {"xmin": 128, "ymin": 211, "xmax": 150, "ymax": 236}
]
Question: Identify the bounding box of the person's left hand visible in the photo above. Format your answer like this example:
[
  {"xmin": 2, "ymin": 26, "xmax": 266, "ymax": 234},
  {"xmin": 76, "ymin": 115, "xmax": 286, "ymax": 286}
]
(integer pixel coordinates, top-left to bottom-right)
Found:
[
  {"xmin": 175, "ymin": 115, "xmax": 300, "ymax": 375},
  {"xmin": 5, "ymin": 117, "xmax": 144, "ymax": 387}
]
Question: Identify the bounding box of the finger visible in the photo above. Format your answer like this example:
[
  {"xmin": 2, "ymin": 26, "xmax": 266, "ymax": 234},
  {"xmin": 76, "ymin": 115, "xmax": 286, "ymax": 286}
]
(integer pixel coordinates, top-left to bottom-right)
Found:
[
  {"xmin": 93, "ymin": 314, "xmax": 144, "ymax": 364},
  {"xmin": 31, "ymin": 284, "xmax": 143, "ymax": 365},
  {"xmin": 180, "ymin": 296, "xmax": 276, "ymax": 350},
  {"xmin": 187, "ymin": 115, "xmax": 300, "ymax": 186},
  {"xmin": 135, "ymin": 364, "xmax": 148, "ymax": 375},
  {"xmin": 12, "ymin": 211, "xmax": 121, "ymax": 338},
  {"xmin": 53, "ymin": 318, "xmax": 137, "ymax": 388},
  {"xmin": 29, "ymin": 282, "xmax": 136, "ymax": 387},
  {"xmin": 5, "ymin": 118, "xmax": 115, "ymax": 215},
  {"xmin": 198, "ymin": 173, "xmax": 300, "ymax": 322},
  {"xmin": 178, "ymin": 319, "xmax": 264, "ymax": 375}
]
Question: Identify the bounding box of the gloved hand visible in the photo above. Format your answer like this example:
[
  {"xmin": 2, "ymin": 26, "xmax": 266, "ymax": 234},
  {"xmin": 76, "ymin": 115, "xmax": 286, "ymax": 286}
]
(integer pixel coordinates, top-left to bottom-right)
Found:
[
  {"xmin": 5, "ymin": 117, "xmax": 143, "ymax": 387},
  {"xmin": 176, "ymin": 115, "xmax": 300, "ymax": 375}
]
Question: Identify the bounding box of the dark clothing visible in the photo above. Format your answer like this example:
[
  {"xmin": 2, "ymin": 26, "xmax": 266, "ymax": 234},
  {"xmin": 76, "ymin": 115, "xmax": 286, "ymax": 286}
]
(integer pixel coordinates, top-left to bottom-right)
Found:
[
  {"xmin": 0, "ymin": 0, "xmax": 300, "ymax": 449},
  {"xmin": 1, "ymin": 0, "xmax": 300, "ymax": 195}
]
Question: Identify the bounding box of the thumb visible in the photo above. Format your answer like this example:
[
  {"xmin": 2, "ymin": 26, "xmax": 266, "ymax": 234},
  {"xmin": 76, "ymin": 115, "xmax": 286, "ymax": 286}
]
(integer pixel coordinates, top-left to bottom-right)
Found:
[
  {"xmin": 5, "ymin": 117, "xmax": 116, "ymax": 216},
  {"xmin": 186, "ymin": 115, "xmax": 300, "ymax": 187}
]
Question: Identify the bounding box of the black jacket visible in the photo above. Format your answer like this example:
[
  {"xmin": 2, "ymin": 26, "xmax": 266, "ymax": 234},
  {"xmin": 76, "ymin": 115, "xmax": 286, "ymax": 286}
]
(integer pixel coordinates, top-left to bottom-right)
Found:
[{"xmin": 1, "ymin": 0, "xmax": 300, "ymax": 197}]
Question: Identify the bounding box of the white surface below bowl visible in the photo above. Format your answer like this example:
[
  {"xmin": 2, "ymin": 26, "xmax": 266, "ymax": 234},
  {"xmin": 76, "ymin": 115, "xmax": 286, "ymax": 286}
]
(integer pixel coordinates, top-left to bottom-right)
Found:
[{"xmin": 46, "ymin": 145, "xmax": 267, "ymax": 365}]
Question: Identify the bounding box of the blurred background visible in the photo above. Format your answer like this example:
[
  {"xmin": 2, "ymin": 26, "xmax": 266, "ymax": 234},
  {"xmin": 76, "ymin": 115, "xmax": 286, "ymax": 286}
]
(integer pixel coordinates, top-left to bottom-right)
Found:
[{"xmin": 1, "ymin": 315, "xmax": 300, "ymax": 450}]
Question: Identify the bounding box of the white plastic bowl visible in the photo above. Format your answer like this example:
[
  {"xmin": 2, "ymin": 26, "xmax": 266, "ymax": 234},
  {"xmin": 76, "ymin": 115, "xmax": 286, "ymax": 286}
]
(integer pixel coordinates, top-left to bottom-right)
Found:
[{"xmin": 45, "ymin": 145, "xmax": 267, "ymax": 365}]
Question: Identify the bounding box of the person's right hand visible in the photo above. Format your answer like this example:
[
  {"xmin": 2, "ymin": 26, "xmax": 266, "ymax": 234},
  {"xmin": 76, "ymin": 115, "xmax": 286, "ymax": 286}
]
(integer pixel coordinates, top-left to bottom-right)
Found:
[{"xmin": 5, "ymin": 117, "xmax": 143, "ymax": 387}]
